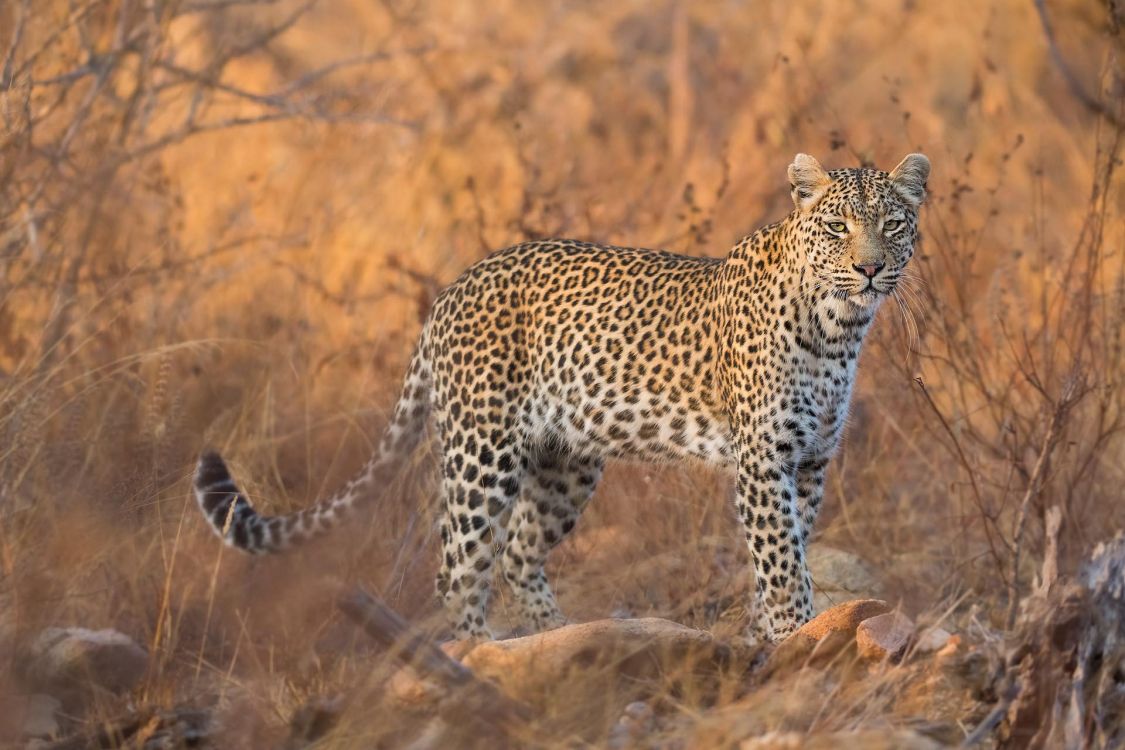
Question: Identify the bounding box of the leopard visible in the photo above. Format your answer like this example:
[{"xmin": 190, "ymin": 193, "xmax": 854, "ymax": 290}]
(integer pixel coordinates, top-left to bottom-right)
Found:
[{"xmin": 193, "ymin": 152, "xmax": 930, "ymax": 642}]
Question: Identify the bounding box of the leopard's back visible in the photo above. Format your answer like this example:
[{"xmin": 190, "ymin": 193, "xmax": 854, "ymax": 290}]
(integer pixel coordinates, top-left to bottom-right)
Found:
[{"xmin": 421, "ymin": 240, "xmax": 732, "ymax": 464}]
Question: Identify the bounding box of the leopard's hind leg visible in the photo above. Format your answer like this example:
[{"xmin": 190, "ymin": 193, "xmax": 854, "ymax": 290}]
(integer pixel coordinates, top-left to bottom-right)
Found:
[
  {"xmin": 433, "ymin": 412, "xmax": 526, "ymax": 639},
  {"xmin": 501, "ymin": 448, "xmax": 604, "ymax": 632}
]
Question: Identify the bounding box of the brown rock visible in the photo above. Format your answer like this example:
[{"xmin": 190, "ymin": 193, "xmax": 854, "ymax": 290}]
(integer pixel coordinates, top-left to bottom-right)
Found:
[
  {"xmin": 807, "ymin": 546, "xmax": 884, "ymax": 614},
  {"xmin": 914, "ymin": 625, "xmax": 954, "ymax": 654},
  {"xmin": 856, "ymin": 611, "xmax": 915, "ymax": 661},
  {"xmin": 386, "ymin": 665, "xmax": 442, "ymax": 708},
  {"xmin": 740, "ymin": 729, "xmax": 943, "ymax": 749},
  {"xmin": 386, "ymin": 641, "xmax": 473, "ymax": 707},
  {"xmin": 458, "ymin": 617, "xmax": 741, "ymax": 705},
  {"xmin": 762, "ymin": 629, "xmax": 853, "ymax": 679},
  {"xmin": 607, "ymin": 700, "xmax": 655, "ymax": 750},
  {"xmin": 795, "ymin": 599, "xmax": 892, "ymax": 641},
  {"xmin": 938, "ymin": 634, "xmax": 964, "ymax": 657},
  {"xmin": 17, "ymin": 693, "xmax": 61, "ymax": 739},
  {"xmin": 386, "ymin": 617, "xmax": 748, "ymax": 720},
  {"xmin": 23, "ymin": 627, "xmax": 148, "ymax": 701},
  {"xmin": 761, "ymin": 601, "xmax": 890, "ymax": 678}
]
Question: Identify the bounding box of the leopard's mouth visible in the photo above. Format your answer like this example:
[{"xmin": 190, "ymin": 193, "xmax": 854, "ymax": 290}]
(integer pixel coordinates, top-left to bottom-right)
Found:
[
  {"xmin": 824, "ymin": 273, "xmax": 894, "ymax": 304},
  {"xmin": 845, "ymin": 285, "xmax": 884, "ymax": 307}
]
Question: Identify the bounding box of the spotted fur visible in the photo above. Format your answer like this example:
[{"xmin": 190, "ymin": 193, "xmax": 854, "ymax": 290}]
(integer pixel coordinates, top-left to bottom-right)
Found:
[{"xmin": 194, "ymin": 153, "xmax": 930, "ymax": 641}]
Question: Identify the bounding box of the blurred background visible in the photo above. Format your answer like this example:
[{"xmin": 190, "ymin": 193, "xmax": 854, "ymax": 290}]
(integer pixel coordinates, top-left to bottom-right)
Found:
[{"xmin": 0, "ymin": 0, "xmax": 1122, "ymax": 745}]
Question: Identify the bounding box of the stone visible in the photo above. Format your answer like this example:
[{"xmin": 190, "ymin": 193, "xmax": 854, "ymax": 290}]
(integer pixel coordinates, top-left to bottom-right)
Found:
[
  {"xmin": 807, "ymin": 545, "xmax": 884, "ymax": 614},
  {"xmin": 386, "ymin": 618, "xmax": 748, "ymax": 745},
  {"xmin": 740, "ymin": 729, "xmax": 943, "ymax": 749},
  {"xmin": 607, "ymin": 700, "xmax": 655, "ymax": 749},
  {"xmin": 387, "ymin": 641, "xmax": 470, "ymax": 707},
  {"xmin": 458, "ymin": 617, "xmax": 741, "ymax": 705},
  {"xmin": 914, "ymin": 625, "xmax": 954, "ymax": 654},
  {"xmin": 19, "ymin": 693, "xmax": 61, "ymax": 739},
  {"xmin": 856, "ymin": 611, "xmax": 915, "ymax": 661},
  {"xmin": 762, "ymin": 600, "xmax": 890, "ymax": 678},
  {"xmin": 23, "ymin": 627, "xmax": 149, "ymax": 700},
  {"xmin": 794, "ymin": 599, "xmax": 891, "ymax": 642}
]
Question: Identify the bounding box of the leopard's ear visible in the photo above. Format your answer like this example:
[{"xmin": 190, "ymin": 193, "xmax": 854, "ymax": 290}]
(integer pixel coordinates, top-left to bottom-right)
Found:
[
  {"xmin": 788, "ymin": 153, "xmax": 831, "ymax": 211},
  {"xmin": 889, "ymin": 153, "xmax": 930, "ymax": 206}
]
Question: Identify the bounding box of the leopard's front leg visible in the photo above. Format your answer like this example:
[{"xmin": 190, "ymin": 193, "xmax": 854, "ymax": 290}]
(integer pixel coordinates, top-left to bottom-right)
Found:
[
  {"xmin": 734, "ymin": 441, "xmax": 814, "ymax": 642},
  {"xmin": 796, "ymin": 456, "xmax": 829, "ymax": 547}
]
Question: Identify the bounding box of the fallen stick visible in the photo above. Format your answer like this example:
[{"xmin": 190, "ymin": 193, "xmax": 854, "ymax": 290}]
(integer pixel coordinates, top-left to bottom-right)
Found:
[{"xmin": 337, "ymin": 587, "xmax": 534, "ymax": 743}]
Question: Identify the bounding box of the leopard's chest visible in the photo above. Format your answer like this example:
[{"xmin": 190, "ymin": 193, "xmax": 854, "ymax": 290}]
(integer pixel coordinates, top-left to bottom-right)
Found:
[{"xmin": 789, "ymin": 353, "xmax": 858, "ymax": 460}]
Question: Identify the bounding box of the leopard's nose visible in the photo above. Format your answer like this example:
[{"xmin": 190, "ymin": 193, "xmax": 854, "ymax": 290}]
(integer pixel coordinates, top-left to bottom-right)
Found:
[{"xmin": 853, "ymin": 262, "xmax": 885, "ymax": 278}]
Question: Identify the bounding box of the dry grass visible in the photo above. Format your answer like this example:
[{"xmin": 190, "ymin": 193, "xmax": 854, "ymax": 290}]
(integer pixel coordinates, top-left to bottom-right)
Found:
[{"xmin": 0, "ymin": 0, "xmax": 1123, "ymax": 746}]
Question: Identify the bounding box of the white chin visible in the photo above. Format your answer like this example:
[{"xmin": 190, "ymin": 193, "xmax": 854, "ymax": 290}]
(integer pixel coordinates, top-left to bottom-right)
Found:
[{"xmin": 847, "ymin": 290, "xmax": 882, "ymax": 308}]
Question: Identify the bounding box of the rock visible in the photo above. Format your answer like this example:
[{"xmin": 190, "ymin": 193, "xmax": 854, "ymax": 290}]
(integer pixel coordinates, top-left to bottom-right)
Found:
[
  {"xmin": 387, "ymin": 618, "xmax": 746, "ymax": 744},
  {"xmin": 762, "ymin": 629, "xmax": 852, "ymax": 679},
  {"xmin": 762, "ymin": 600, "xmax": 890, "ymax": 678},
  {"xmin": 386, "ymin": 664, "xmax": 442, "ymax": 708},
  {"xmin": 914, "ymin": 625, "xmax": 953, "ymax": 654},
  {"xmin": 387, "ymin": 641, "xmax": 472, "ymax": 707},
  {"xmin": 607, "ymin": 700, "xmax": 655, "ymax": 749},
  {"xmin": 18, "ymin": 693, "xmax": 61, "ymax": 739},
  {"xmin": 457, "ymin": 618, "xmax": 743, "ymax": 705},
  {"xmin": 935, "ymin": 634, "xmax": 963, "ymax": 658},
  {"xmin": 740, "ymin": 729, "xmax": 943, "ymax": 749},
  {"xmin": 23, "ymin": 627, "xmax": 148, "ymax": 700},
  {"xmin": 794, "ymin": 599, "xmax": 892, "ymax": 642},
  {"xmin": 856, "ymin": 611, "xmax": 915, "ymax": 661},
  {"xmin": 807, "ymin": 546, "xmax": 884, "ymax": 614}
]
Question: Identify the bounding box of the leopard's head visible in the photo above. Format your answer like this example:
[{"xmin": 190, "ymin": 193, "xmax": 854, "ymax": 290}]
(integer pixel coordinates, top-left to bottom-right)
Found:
[{"xmin": 787, "ymin": 152, "xmax": 930, "ymax": 310}]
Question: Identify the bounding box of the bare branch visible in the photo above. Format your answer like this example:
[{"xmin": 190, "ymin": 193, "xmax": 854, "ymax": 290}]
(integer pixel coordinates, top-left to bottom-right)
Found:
[
  {"xmin": 272, "ymin": 47, "xmax": 432, "ymax": 97},
  {"xmin": 914, "ymin": 376, "xmax": 1012, "ymax": 569},
  {"xmin": 1005, "ymin": 375, "xmax": 1089, "ymax": 629},
  {"xmin": 178, "ymin": 0, "xmax": 280, "ymax": 11},
  {"xmin": 1033, "ymin": 0, "xmax": 1124, "ymax": 128},
  {"xmin": 214, "ymin": 0, "xmax": 316, "ymax": 65},
  {"xmin": 0, "ymin": 0, "xmax": 30, "ymax": 89}
]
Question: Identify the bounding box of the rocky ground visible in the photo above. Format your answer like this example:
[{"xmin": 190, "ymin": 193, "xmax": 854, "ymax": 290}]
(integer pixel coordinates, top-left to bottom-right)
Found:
[{"xmin": 4, "ymin": 536, "xmax": 1122, "ymax": 749}]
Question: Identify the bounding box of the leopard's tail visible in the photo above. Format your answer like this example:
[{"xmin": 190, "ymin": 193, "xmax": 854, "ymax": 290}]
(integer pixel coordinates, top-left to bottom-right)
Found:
[{"xmin": 192, "ymin": 349, "xmax": 431, "ymax": 554}]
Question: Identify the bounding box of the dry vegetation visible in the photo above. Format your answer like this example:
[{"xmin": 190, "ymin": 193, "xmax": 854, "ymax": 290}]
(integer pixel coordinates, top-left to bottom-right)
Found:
[{"xmin": 1, "ymin": 0, "xmax": 1123, "ymax": 747}]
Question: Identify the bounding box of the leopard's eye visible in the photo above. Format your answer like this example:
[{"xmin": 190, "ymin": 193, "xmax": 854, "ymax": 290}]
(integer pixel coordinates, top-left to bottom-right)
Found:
[
  {"xmin": 883, "ymin": 219, "xmax": 903, "ymax": 233},
  {"xmin": 826, "ymin": 221, "xmax": 847, "ymax": 234}
]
